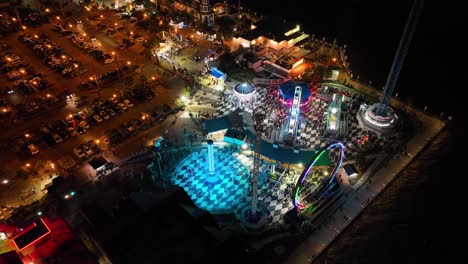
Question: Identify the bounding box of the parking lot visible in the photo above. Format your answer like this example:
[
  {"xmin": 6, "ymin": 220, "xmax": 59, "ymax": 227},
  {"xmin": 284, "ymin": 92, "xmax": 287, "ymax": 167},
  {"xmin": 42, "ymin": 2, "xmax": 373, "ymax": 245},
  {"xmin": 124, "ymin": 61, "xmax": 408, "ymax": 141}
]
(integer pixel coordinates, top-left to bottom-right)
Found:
[{"xmin": 0, "ymin": 5, "xmax": 204, "ymax": 215}]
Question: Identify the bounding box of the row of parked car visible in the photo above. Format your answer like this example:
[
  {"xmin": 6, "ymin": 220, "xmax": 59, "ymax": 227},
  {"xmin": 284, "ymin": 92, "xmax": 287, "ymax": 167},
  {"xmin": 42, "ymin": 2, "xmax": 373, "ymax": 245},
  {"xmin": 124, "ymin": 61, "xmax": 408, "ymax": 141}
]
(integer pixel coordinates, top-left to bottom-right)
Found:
[
  {"xmin": 77, "ymin": 64, "xmax": 129, "ymax": 90},
  {"xmin": 0, "ymin": 47, "xmax": 51, "ymax": 97},
  {"xmin": 18, "ymin": 33, "xmax": 87, "ymax": 79}
]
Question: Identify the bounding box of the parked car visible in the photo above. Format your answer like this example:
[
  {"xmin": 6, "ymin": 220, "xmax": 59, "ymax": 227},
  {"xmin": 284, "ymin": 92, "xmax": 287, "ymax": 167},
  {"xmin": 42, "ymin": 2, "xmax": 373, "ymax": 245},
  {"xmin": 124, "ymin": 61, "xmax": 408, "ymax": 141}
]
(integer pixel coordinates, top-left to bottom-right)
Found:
[
  {"xmin": 118, "ymin": 103, "xmax": 127, "ymax": 111},
  {"xmin": 109, "ymin": 96, "xmax": 119, "ymax": 104},
  {"xmin": 67, "ymin": 127, "xmax": 79, "ymax": 136},
  {"xmin": 74, "ymin": 147, "xmax": 86, "ymax": 159},
  {"xmin": 75, "ymin": 126, "xmax": 86, "ymax": 134},
  {"xmin": 82, "ymin": 145, "xmax": 94, "ymax": 156},
  {"xmin": 124, "ymin": 99, "xmax": 134, "ymax": 108},
  {"xmin": 106, "ymin": 108, "xmax": 116, "ymax": 116},
  {"xmin": 28, "ymin": 144, "xmax": 39, "ymax": 155},
  {"xmin": 93, "ymin": 115, "xmax": 103, "ymax": 123},
  {"xmin": 52, "ymin": 133, "xmax": 63, "ymax": 144},
  {"xmin": 100, "ymin": 110, "xmax": 110, "ymax": 120},
  {"xmin": 79, "ymin": 120, "xmax": 90, "ymax": 129}
]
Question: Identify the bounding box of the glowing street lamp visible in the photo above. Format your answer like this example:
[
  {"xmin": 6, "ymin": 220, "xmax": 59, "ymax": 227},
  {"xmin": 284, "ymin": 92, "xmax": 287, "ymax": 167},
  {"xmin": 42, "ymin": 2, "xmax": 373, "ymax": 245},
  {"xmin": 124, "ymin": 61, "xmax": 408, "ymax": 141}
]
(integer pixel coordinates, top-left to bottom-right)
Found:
[
  {"xmin": 2, "ymin": 179, "xmax": 8, "ymax": 184},
  {"xmin": 126, "ymin": 61, "xmax": 131, "ymax": 65},
  {"xmin": 45, "ymin": 8, "xmax": 50, "ymax": 13},
  {"xmin": 26, "ymin": 163, "xmax": 31, "ymax": 168},
  {"xmin": 56, "ymin": 16, "xmax": 60, "ymax": 20}
]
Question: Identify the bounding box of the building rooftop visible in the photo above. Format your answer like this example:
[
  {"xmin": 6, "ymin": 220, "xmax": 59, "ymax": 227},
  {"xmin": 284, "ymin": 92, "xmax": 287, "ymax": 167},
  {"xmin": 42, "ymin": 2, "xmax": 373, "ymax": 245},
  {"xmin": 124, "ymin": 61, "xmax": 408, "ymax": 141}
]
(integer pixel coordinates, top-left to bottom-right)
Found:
[
  {"xmin": 12, "ymin": 218, "xmax": 50, "ymax": 251},
  {"xmin": 88, "ymin": 156, "xmax": 108, "ymax": 170}
]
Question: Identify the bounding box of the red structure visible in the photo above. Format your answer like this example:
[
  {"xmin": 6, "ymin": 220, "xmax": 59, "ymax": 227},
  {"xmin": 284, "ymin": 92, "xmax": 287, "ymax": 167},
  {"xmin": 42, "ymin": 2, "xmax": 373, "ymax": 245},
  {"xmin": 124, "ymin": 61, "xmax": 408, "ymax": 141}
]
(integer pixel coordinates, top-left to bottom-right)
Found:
[{"xmin": 2, "ymin": 217, "xmax": 98, "ymax": 264}]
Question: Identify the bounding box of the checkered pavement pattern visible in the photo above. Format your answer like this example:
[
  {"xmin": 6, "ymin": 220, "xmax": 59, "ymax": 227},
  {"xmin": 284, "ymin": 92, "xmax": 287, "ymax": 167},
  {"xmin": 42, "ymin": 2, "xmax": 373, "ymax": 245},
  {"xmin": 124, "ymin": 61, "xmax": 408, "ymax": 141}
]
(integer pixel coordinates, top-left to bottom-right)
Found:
[
  {"xmin": 171, "ymin": 147, "xmax": 252, "ymax": 213},
  {"xmin": 256, "ymin": 171, "xmax": 324, "ymax": 224}
]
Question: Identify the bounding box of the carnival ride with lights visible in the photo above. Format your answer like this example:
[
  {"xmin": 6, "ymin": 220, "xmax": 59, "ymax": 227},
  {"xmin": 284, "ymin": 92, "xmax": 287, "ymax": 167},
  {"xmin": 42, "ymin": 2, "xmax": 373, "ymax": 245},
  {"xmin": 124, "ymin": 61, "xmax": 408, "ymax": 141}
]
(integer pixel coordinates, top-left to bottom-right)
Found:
[
  {"xmin": 292, "ymin": 142, "xmax": 345, "ymax": 215},
  {"xmin": 284, "ymin": 86, "xmax": 302, "ymax": 144},
  {"xmin": 324, "ymin": 93, "xmax": 346, "ymax": 138}
]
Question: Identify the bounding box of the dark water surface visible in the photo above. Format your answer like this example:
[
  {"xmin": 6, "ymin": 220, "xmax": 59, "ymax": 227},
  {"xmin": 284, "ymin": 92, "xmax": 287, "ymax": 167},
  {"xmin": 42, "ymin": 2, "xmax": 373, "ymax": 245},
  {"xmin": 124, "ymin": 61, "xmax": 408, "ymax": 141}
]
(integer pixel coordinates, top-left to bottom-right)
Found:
[{"xmin": 242, "ymin": 0, "xmax": 462, "ymax": 262}]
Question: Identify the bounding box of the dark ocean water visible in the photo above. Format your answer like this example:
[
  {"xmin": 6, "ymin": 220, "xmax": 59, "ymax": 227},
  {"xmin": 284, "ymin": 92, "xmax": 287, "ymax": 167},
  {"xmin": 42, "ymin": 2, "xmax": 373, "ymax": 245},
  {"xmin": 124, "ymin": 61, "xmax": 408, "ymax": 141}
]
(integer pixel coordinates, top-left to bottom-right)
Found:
[{"xmin": 242, "ymin": 0, "xmax": 463, "ymax": 262}]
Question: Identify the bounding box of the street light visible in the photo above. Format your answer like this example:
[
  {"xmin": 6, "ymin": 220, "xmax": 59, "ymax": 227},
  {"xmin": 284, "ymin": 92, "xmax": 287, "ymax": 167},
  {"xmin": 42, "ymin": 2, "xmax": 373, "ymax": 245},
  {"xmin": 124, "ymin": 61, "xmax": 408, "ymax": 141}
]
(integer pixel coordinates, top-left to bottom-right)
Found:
[
  {"xmin": 26, "ymin": 163, "xmax": 31, "ymax": 167},
  {"xmin": 2, "ymin": 179, "xmax": 8, "ymax": 184}
]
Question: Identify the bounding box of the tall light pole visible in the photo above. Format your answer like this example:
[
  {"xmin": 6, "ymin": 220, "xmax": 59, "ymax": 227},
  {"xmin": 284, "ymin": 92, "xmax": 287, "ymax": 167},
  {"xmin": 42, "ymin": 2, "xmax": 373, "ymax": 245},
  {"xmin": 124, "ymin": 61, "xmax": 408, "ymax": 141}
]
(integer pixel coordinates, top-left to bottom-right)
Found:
[
  {"xmin": 90, "ymin": 74, "xmax": 100, "ymax": 89},
  {"xmin": 112, "ymin": 51, "xmax": 121, "ymax": 79}
]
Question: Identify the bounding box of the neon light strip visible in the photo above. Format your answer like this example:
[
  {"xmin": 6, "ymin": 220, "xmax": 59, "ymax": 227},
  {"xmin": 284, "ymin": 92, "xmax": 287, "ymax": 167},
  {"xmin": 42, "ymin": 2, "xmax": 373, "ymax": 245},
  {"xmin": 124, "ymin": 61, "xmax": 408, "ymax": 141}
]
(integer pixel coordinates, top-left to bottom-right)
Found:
[
  {"xmin": 292, "ymin": 142, "xmax": 345, "ymax": 208},
  {"xmin": 12, "ymin": 218, "xmax": 51, "ymax": 251}
]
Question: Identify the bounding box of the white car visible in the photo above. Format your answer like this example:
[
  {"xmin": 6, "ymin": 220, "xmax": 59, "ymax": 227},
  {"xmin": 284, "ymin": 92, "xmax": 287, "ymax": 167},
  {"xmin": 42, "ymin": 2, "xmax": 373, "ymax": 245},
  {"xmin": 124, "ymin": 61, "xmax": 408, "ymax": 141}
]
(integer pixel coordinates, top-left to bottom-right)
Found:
[
  {"xmin": 79, "ymin": 121, "xmax": 90, "ymax": 129},
  {"xmin": 52, "ymin": 133, "xmax": 63, "ymax": 144},
  {"xmin": 124, "ymin": 99, "xmax": 134, "ymax": 108},
  {"xmin": 73, "ymin": 147, "xmax": 86, "ymax": 159},
  {"xmin": 93, "ymin": 115, "xmax": 103, "ymax": 123}
]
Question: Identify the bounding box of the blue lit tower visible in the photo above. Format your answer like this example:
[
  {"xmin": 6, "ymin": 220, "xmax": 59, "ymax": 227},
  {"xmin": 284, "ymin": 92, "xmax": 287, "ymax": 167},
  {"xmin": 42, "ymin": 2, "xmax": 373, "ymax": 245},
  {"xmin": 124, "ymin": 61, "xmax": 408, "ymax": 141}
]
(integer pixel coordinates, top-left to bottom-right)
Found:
[
  {"xmin": 357, "ymin": 0, "xmax": 423, "ymax": 136},
  {"xmin": 207, "ymin": 139, "xmax": 215, "ymax": 175},
  {"xmin": 377, "ymin": 0, "xmax": 424, "ymax": 114}
]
